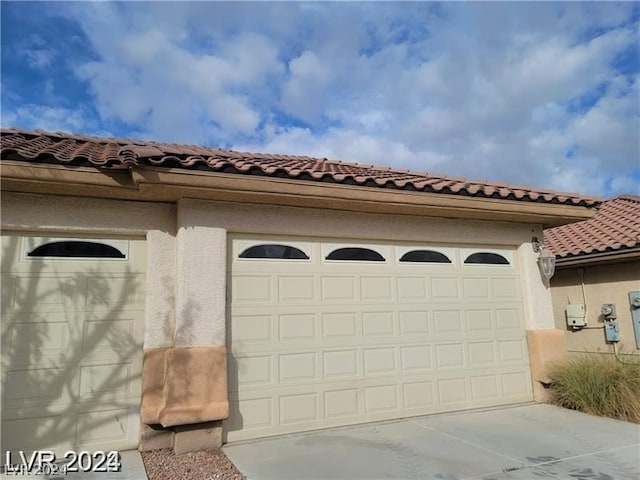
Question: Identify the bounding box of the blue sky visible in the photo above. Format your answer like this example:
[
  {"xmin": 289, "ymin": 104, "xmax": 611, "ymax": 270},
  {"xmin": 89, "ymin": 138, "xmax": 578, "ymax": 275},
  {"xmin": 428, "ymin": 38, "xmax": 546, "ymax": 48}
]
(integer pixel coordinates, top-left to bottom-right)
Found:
[{"xmin": 2, "ymin": 1, "xmax": 639, "ymax": 198}]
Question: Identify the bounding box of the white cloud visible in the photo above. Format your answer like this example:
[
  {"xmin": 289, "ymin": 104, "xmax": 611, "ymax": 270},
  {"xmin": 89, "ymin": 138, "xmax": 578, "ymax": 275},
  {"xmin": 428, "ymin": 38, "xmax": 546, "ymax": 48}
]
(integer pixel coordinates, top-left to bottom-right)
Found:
[
  {"xmin": 3, "ymin": 105, "xmax": 93, "ymax": 133},
  {"xmin": 281, "ymin": 51, "xmax": 333, "ymax": 123},
  {"xmin": 24, "ymin": 49, "xmax": 56, "ymax": 69},
  {"xmin": 10, "ymin": 1, "xmax": 636, "ymax": 197}
]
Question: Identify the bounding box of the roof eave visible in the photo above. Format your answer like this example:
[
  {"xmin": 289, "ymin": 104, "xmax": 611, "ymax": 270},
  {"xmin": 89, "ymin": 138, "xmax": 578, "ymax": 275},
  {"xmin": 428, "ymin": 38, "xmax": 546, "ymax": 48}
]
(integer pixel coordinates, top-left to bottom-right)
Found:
[
  {"xmin": 0, "ymin": 162, "xmax": 598, "ymax": 226},
  {"xmin": 555, "ymin": 246, "xmax": 640, "ymax": 267}
]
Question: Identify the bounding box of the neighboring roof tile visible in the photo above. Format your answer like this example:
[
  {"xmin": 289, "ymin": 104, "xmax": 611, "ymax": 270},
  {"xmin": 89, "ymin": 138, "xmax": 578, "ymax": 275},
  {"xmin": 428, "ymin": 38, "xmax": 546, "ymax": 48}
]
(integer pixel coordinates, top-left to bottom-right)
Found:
[
  {"xmin": 545, "ymin": 195, "xmax": 640, "ymax": 258},
  {"xmin": 1, "ymin": 128, "xmax": 602, "ymax": 207}
]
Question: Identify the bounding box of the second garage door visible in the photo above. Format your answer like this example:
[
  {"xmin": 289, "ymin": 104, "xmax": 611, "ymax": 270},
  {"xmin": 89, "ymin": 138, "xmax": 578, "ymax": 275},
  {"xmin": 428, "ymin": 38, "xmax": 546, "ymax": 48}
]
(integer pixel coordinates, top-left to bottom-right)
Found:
[
  {"xmin": 226, "ymin": 237, "xmax": 532, "ymax": 442},
  {"xmin": 1, "ymin": 234, "xmax": 145, "ymax": 457}
]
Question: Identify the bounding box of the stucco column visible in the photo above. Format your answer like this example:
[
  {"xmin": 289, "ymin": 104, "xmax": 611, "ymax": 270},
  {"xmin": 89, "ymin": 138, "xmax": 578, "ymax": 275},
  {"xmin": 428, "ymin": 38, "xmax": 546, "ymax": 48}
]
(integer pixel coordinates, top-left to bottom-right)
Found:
[
  {"xmin": 144, "ymin": 229, "xmax": 176, "ymax": 349},
  {"xmin": 141, "ymin": 202, "xmax": 229, "ymax": 452},
  {"xmin": 517, "ymin": 237, "xmax": 566, "ymax": 402},
  {"xmin": 140, "ymin": 229, "xmax": 179, "ymax": 450},
  {"xmin": 174, "ymin": 222, "xmax": 226, "ymax": 347},
  {"xmin": 167, "ymin": 201, "xmax": 228, "ymax": 452}
]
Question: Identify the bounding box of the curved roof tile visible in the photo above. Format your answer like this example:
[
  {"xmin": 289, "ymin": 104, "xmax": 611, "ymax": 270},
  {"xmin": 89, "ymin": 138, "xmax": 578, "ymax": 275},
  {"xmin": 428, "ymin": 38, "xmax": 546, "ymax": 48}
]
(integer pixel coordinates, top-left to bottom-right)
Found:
[
  {"xmin": 545, "ymin": 195, "xmax": 640, "ymax": 258},
  {"xmin": 1, "ymin": 128, "xmax": 602, "ymax": 207}
]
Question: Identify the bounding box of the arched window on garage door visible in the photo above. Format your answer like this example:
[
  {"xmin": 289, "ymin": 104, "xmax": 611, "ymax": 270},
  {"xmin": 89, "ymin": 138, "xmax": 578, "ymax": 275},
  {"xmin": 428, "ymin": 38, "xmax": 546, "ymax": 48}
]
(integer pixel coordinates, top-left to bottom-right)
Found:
[
  {"xmin": 325, "ymin": 247, "xmax": 385, "ymax": 261},
  {"xmin": 399, "ymin": 250, "xmax": 451, "ymax": 263},
  {"xmin": 239, "ymin": 244, "xmax": 309, "ymax": 260},
  {"xmin": 464, "ymin": 252, "xmax": 510, "ymax": 265},
  {"xmin": 28, "ymin": 240, "xmax": 126, "ymax": 258}
]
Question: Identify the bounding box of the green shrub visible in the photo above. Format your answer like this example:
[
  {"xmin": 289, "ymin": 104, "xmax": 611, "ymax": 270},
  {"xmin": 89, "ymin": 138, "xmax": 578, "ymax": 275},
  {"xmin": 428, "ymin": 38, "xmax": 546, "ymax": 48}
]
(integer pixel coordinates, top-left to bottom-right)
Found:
[{"xmin": 547, "ymin": 353, "xmax": 640, "ymax": 423}]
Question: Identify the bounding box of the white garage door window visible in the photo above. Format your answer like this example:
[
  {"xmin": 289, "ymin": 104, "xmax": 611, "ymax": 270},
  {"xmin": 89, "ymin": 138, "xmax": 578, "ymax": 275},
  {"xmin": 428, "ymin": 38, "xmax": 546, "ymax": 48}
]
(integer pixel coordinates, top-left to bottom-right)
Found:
[
  {"xmin": 1, "ymin": 234, "xmax": 146, "ymax": 457},
  {"xmin": 226, "ymin": 236, "xmax": 532, "ymax": 442}
]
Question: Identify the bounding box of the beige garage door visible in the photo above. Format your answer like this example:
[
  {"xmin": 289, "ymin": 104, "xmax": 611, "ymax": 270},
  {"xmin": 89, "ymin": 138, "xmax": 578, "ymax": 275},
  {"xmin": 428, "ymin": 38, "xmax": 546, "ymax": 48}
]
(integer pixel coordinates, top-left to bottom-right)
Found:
[
  {"xmin": 226, "ymin": 236, "xmax": 533, "ymax": 442},
  {"xmin": 1, "ymin": 234, "xmax": 145, "ymax": 457}
]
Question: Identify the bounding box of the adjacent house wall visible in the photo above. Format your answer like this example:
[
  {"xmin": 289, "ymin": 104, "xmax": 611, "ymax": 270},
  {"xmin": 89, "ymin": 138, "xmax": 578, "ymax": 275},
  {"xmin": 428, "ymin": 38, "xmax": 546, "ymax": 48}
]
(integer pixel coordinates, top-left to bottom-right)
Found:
[{"xmin": 550, "ymin": 259, "xmax": 640, "ymax": 355}]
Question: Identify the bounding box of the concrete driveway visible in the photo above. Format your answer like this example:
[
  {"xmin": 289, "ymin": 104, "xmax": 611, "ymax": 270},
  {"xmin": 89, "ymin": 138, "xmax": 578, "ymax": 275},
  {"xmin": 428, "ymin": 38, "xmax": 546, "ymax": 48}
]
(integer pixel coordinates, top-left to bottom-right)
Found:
[{"xmin": 223, "ymin": 404, "xmax": 640, "ymax": 480}]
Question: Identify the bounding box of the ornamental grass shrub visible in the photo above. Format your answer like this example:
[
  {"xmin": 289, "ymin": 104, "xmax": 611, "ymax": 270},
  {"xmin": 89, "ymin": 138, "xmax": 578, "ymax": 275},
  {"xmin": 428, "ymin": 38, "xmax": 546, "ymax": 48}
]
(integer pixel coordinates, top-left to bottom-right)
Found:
[{"xmin": 547, "ymin": 352, "xmax": 640, "ymax": 423}]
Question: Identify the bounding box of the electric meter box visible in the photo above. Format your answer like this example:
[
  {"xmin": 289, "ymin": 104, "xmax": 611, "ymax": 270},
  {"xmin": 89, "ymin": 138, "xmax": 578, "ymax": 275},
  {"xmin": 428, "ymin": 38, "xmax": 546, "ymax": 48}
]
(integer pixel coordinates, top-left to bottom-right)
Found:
[{"xmin": 565, "ymin": 304, "xmax": 586, "ymax": 328}]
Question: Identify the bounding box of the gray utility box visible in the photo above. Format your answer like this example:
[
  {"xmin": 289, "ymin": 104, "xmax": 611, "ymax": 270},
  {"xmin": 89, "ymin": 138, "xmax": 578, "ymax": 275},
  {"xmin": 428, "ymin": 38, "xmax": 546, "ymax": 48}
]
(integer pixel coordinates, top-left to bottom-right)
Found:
[
  {"xmin": 629, "ymin": 291, "xmax": 640, "ymax": 349},
  {"xmin": 604, "ymin": 322, "xmax": 620, "ymax": 343}
]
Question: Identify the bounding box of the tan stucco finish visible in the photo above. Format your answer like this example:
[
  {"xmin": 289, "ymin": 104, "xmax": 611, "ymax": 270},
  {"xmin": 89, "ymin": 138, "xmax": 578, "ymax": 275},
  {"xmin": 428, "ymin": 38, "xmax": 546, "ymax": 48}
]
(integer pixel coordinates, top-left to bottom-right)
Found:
[
  {"xmin": 526, "ymin": 329, "xmax": 567, "ymax": 402},
  {"xmin": 141, "ymin": 346, "xmax": 229, "ymax": 427},
  {"xmin": 551, "ymin": 260, "xmax": 640, "ymax": 354},
  {"xmin": 158, "ymin": 346, "xmax": 229, "ymax": 428},
  {"xmin": 141, "ymin": 348, "xmax": 168, "ymax": 425}
]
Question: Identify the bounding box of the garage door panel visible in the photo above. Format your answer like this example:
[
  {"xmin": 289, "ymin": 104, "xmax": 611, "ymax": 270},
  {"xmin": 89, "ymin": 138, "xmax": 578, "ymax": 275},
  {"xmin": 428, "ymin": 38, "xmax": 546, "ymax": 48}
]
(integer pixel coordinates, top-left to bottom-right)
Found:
[
  {"xmin": 432, "ymin": 310, "xmax": 463, "ymax": 335},
  {"xmin": 495, "ymin": 308, "xmax": 525, "ymax": 330},
  {"xmin": 430, "ymin": 277, "xmax": 459, "ymax": 299},
  {"xmin": 2, "ymin": 414, "xmax": 67, "ymax": 453},
  {"xmin": 5, "ymin": 367, "xmax": 72, "ymax": 405},
  {"xmin": 362, "ymin": 311, "xmax": 395, "ymax": 336},
  {"xmin": 323, "ymin": 349, "xmax": 359, "ymax": 379},
  {"xmin": 279, "ymin": 393, "xmax": 320, "ymax": 425},
  {"xmin": 9, "ymin": 275, "xmax": 74, "ymax": 311},
  {"xmin": 492, "ymin": 277, "xmax": 520, "ymax": 299},
  {"xmin": 279, "ymin": 313, "xmax": 315, "ymax": 342},
  {"xmin": 3, "ymin": 315, "xmax": 70, "ymax": 362},
  {"xmin": 360, "ymin": 276, "xmax": 394, "ymax": 301},
  {"xmin": 363, "ymin": 347, "xmax": 397, "ymax": 376},
  {"xmin": 470, "ymin": 375, "xmax": 501, "ymax": 401},
  {"xmin": 232, "ymin": 355, "xmax": 274, "ymax": 386},
  {"xmin": 321, "ymin": 276, "xmax": 356, "ymax": 301},
  {"xmin": 398, "ymin": 310, "xmax": 430, "ymax": 335},
  {"xmin": 462, "ymin": 277, "xmax": 490, "ymax": 299},
  {"xmin": 403, "ymin": 381, "xmax": 436, "ymax": 410},
  {"xmin": 232, "ymin": 275, "xmax": 272, "ymax": 303},
  {"xmin": 233, "ymin": 314, "xmax": 274, "ymax": 344},
  {"xmin": 324, "ymin": 388, "xmax": 360, "ymax": 419},
  {"xmin": 498, "ymin": 339, "xmax": 528, "ymax": 363},
  {"xmin": 400, "ymin": 345, "xmax": 433, "ymax": 372},
  {"xmin": 364, "ymin": 384, "xmax": 399, "ymax": 413},
  {"xmin": 501, "ymin": 370, "xmax": 532, "ymax": 397},
  {"xmin": 465, "ymin": 309, "xmax": 493, "ymax": 334},
  {"xmin": 228, "ymin": 237, "xmax": 531, "ymax": 442},
  {"xmin": 83, "ymin": 318, "xmax": 142, "ymax": 355},
  {"xmin": 75, "ymin": 407, "xmax": 137, "ymax": 447},
  {"xmin": 278, "ymin": 276, "xmax": 316, "ymax": 302},
  {"xmin": 397, "ymin": 276, "xmax": 428, "ymax": 300},
  {"xmin": 322, "ymin": 312, "xmax": 358, "ymax": 338},
  {"xmin": 435, "ymin": 343, "xmax": 465, "ymax": 368},
  {"xmin": 437, "ymin": 377, "xmax": 468, "ymax": 404},
  {"xmin": 78, "ymin": 362, "xmax": 138, "ymax": 398},
  {"xmin": 85, "ymin": 276, "xmax": 144, "ymax": 309},
  {"xmin": 467, "ymin": 341, "xmax": 497, "ymax": 365},
  {"xmin": 279, "ymin": 352, "xmax": 318, "ymax": 383}
]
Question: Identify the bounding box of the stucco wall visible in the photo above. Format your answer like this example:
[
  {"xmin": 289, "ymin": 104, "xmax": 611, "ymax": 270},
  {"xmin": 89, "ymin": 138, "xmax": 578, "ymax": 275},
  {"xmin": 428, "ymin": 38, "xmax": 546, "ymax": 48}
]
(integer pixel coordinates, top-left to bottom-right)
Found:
[
  {"xmin": 174, "ymin": 220, "xmax": 226, "ymax": 346},
  {"xmin": 178, "ymin": 198, "xmax": 554, "ymax": 333},
  {"xmin": 550, "ymin": 259, "xmax": 640, "ymax": 354},
  {"xmin": 1, "ymin": 192, "xmax": 558, "ymax": 350},
  {"xmin": 1, "ymin": 192, "xmax": 177, "ymax": 349}
]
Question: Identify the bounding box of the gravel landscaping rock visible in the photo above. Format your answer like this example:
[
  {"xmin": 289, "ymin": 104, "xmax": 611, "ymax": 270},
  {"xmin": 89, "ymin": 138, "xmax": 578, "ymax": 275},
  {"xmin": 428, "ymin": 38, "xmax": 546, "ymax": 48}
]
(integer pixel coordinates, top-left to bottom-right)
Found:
[{"xmin": 142, "ymin": 448, "xmax": 245, "ymax": 480}]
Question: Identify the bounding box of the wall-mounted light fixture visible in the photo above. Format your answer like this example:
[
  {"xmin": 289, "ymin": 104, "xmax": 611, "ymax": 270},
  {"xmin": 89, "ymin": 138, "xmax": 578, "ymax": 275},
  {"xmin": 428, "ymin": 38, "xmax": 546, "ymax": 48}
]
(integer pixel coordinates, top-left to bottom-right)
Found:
[{"xmin": 532, "ymin": 236, "xmax": 556, "ymax": 281}]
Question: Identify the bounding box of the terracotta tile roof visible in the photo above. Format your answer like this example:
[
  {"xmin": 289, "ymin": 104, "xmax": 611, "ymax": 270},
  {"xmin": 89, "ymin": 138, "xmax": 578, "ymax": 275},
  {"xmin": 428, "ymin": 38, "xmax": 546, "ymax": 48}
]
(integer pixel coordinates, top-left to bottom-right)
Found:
[
  {"xmin": 545, "ymin": 195, "xmax": 640, "ymax": 258},
  {"xmin": 1, "ymin": 128, "xmax": 601, "ymax": 207}
]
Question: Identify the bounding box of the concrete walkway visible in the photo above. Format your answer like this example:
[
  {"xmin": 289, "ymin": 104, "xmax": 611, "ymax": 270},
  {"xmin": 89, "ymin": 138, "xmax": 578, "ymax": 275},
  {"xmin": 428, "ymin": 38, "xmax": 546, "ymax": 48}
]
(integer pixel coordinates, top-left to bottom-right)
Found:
[{"xmin": 223, "ymin": 404, "xmax": 640, "ymax": 480}]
